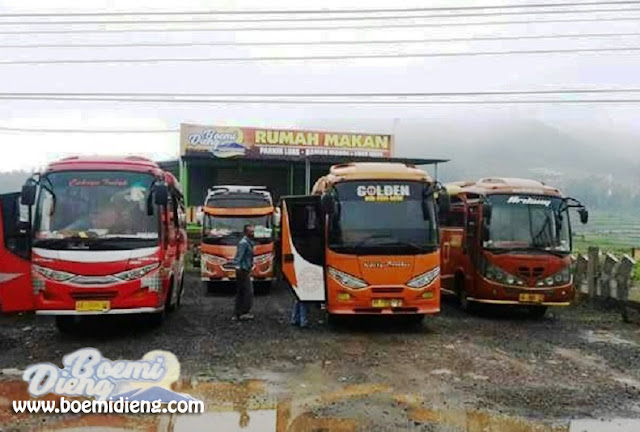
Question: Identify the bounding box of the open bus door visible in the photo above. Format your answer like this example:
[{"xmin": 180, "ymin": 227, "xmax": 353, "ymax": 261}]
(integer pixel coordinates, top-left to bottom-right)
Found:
[
  {"xmin": 280, "ymin": 196, "xmax": 326, "ymax": 302},
  {"xmin": 0, "ymin": 193, "xmax": 35, "ymax": 312}
]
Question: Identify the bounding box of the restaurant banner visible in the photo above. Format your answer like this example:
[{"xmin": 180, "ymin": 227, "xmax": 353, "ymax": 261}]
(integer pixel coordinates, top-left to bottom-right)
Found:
[{"xmin": 180, "ymin": 124, "xmax": 393, "ymax": 159}]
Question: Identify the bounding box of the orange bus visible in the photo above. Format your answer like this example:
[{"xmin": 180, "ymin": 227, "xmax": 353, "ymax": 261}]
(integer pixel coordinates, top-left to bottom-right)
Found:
[
  {"xmin": 280, "ymin": 162, "xmax": 448, "ymax": 323},
  {"xmin": 439, "ymin": 178, "xmax": 588, "ymax": 318},
  {"xmin": 200, "ymin": 186, "xmax": 276, "ymax": 291}
]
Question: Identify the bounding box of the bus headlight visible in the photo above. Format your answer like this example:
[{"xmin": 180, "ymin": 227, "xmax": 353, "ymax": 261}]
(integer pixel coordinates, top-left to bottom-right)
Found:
[
  {"xmin": 327, "ymin": 267, "xmax": 368, "ymax": 290},
  {"xmin": 536, "ymin": 267, "xmax": 571, "ymax": 287},
  {"xmin": 203, "ymin": 254, "xmax": 227, "ymax": 265},
  {"xmin": 484, "ymin": 264, "xmax": 525, "ymax": 286},
  {"xmin": 406, "ymin": 267, "xmax": 440, "ymax": 289},
  {"xmin": 33, "ymin": 265, "xmax": 74, "ymax": 282},
  {"xmin": 114, "ymin": 264, "xmax": 160, "ymax": 281},
  {"xmin": 253, "ymin": 253, "xmax": 272, "ymax": 265}
]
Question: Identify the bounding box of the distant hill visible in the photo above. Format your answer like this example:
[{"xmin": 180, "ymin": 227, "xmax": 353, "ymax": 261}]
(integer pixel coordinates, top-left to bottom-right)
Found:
[{"xmin": 395, "ymin": 119, "xmax": 636, "ymax": 183}]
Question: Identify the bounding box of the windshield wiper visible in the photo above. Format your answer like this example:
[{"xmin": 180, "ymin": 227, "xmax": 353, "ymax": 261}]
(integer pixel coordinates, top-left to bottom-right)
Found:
[
  {"xmin": 379, "ymin": 240, "xmax": 433, "ymax": 252},
  {"xmin": 353, "ymin": 233, "xmax": 391, "ymax": 248},
  {"xmin": 486, "ymin": 246, "xmax": 568, "ymax": 257}
]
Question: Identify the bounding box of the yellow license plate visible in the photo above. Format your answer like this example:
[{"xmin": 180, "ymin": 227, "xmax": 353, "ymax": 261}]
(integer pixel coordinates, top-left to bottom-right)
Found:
[
  {"xmin": 75, "ymin": 300, "xmax": 111, "ymax": 312},
  {"xmin": 372, "ymin": 299, "xmax": 403, "ymax": 308},
  {"xmin": 519, "ymin": 293, "xmax": 544, "ymax": 303}
]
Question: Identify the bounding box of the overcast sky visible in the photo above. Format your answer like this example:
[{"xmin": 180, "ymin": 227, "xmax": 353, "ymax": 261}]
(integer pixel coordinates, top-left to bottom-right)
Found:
[{"xmin": 1, "ymin": 0, "xmax": 640, "ymax": 171}]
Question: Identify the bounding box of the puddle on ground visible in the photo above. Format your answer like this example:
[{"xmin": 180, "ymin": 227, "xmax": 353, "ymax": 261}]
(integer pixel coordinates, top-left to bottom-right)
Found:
[
  {"xmin": 581, "ymin": 330, "xmax": 637, "ymax": 346},
  {"xmin": 1, "ymin": 379, "xmax": 638, "ymax": 431}
]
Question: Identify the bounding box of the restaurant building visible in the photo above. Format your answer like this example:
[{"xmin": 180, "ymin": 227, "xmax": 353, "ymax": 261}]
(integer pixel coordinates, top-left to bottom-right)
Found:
[{"xmin": 160, "ymin": 123, "xmax": 446, "ymax": 212}]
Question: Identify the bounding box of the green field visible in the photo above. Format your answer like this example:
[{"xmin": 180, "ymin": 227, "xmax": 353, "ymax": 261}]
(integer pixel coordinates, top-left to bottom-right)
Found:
[
  {"xmin": 572, "ymin": 211, "xmax": 639, "ymax": 254},
  {"xmin": 572, "ymin": 210, "xmax": 640, "ymax": 281}
]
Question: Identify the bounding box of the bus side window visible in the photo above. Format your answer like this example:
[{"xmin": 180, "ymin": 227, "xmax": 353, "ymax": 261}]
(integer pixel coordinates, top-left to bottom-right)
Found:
[
  {"xmin": 289, "ymin": 202, "xmax": 323, "ymax": 266},
  {"xmin": 305, "ymin": 206, "xmax": 317, "ymax": 230},
  {"xmin": 440, "ymin": 204, "xmax": 466, "ymax": 228}
]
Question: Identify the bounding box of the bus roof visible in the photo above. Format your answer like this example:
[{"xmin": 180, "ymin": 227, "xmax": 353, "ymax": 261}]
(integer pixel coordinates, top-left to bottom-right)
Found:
[
  {"xmin": 313, "ymin": 162, "xmax": 432, "ymax": 194},
  {"xmin": 44, "ymin": 156, "xmax": 182, "ymax": 197},
  {"xmin": 46, "ymin": 156, "xmax": 161, "ymax": 173},
  {"xmin": 446, "ymin": 177, "xmax": 564, "ymax": 198},
  {"xmin": 204, "ymin": 185, "xmax": 273, "ymax": 208}
]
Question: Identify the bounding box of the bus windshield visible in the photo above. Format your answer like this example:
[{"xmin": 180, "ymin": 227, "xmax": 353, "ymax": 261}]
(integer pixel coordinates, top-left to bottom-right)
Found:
[
  {"xmin": 328, "ymin": 181, "xmax": 438, "ymax": 255},
  {"xmin": 203, "ymin": 214, "xmax": 272, "ymax": 245},
  {"xmin": 484, "ymin": 194, "xmax": 571, "ymax": 253},
  {"xmin": 33, "ymin": 171, "xmax": 159, "ymax": 250}
]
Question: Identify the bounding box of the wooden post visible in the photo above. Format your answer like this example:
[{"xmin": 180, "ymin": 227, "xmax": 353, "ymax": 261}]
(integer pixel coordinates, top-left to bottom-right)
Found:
[
  {"xmin": 587, "ymin": 247, "xmax": 600, "ymax": 298},
  {"xmin": 575, "ymin": 254, "xmax": 589, "ymax": 294},
  {"xmin": 600, "ymin": 253, "xmax": 619, "ymax": 299},
  {"xmin": 617, "ymin": 255, "xmax": 637, "ymax": 322}
]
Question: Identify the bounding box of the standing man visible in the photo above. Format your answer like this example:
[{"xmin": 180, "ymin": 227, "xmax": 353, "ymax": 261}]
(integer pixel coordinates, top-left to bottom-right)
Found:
[{"xmin": 232, "ymin": 224, "xmax": 255, "ymax": 321}]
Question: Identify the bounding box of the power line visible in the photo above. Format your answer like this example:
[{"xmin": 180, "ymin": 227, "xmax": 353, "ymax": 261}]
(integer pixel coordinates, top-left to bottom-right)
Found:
[
  {"xmin": 2, "ymin": 32, "xmax": 639, "ymax": 50},
  {"xmin": 2, "ymin": 89, "xmax": 640, "ymax": 97},
  {"xmin": 2, "ymin": 1, "xmax": 640, "ymax": 17},
  {"xmin": 1, "ymin": 15, "xmax": 639, "ymax": 35},
  {"xmin": 4, "ymin": 6, "xmax": 640, "ymax": 25},
  {"xmin": 0, "ymin": 126, "xmax": 177, "ymax": 133},
  {"xmin": 0, "ymin": 96, "xmax": 640, "ymax": 105},
  {"xmin": 2, "ymin": 46, "xmax": 640, "ymax": 64}
]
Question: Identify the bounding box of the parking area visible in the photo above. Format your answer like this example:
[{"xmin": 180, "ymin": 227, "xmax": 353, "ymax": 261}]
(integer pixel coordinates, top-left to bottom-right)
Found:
[{"xmin": 1, "ymin": 272, "xmax": 640, "ymax": 431}]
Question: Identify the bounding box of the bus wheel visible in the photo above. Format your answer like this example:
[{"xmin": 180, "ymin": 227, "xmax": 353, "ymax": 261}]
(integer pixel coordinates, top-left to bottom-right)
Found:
[
  {"xmin": 148, "ymin": 309, "xmax": 166, "ymax": 327},
  {"xmin": 166, "ymin": 282, "xmax": 176, "ymax": 313},
  {"xmin": 528, "ymin": 306, "xmax": 548, "ymax": 319},
  {"xmin": 255, "ymin": 280, "xmax": 272, "ymax": 295},
  {"xmin": 176, "ymin": 274, "xmax": 185, "ymax": 308},
  {"xmin": 326, "ymin": 313, "xmax": 343, "ymax": 328},
  {"xmin": 55, "ymin": 316, "xmax": 76, "ymax": 333},
  {"xmin": 454, "ymin": 273, "xmax": 469, "ymax": 310},
  {"xmin": 405, "ymin": 314, "xmax": 425, "ymax": 327}
]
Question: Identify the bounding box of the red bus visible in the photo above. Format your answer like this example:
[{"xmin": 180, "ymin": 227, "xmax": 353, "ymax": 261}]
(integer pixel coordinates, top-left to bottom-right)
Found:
[
  {"xmin": 0, "ymin": 156, "xmax": 187, "ymax": 331},
  {"xmin": 439, "ymin": 178, "xmax": 588, "ymax": 317}
]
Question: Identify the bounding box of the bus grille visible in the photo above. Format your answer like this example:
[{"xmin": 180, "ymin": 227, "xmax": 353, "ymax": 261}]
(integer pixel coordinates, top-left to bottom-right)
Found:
[
  {"xmin": 371, "ymin": 287, "xmax": 404, "ymax": 294},
  {"xmin": 517, "ymin": 267, "xmax": 545, "ymax": 278},
  {"xmin": 71, "ymin": 291, "xmax": 117, "ymax": 301}
]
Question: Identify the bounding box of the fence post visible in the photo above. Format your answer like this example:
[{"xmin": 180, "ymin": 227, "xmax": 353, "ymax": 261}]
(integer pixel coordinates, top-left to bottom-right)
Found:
[
  {"xmin": 587, "ymin": 247, "xmax": 600, "ymax": 298},
  {"xmin": 600, "ymin": 253, "xmax": 619, "ymax": 299},
  {"xmin": 574, "ymin": 254, "xmax": 589, "ymax": 294},
  {"xmin": 617, "ymin": 255, "xmax": 637, "ymax": 322}
]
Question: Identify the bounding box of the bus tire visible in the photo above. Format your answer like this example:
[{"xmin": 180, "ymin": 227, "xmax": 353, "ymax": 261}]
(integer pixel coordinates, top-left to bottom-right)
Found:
[
  {"xmin": 148, "ymin": 309, "xmax": 166, "ymax": 327},
  {"xmin": 528, "ymin": 306, "xmax": 548, "ymax": 319},
  {"xmin": 55, "ymin": 316, "xmax": 76, "ymax": 333},
  {"xmin": 255, "ymin": 280, "xmax": 272, "ymax": 295},
  {"xmin": 176, "ymin": 274, "xmax": 185, "ymax": 308},
  {"xmin": 326, "ymin": 313, "xmax": 343, "ymax": 328},
  {"xmin": 455, "ymin": 273, "xmax": 472, "ymax": 312},
  {"xmin": 166, "ymin": 279, "xmax": 176, "ymax": 313},
  {"xmin": 405, "ymin": 314, "xmax": 425, "ymax": 327}
]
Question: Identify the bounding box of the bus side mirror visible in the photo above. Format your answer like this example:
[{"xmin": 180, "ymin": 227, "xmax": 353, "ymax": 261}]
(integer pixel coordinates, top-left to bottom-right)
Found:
[
  {"xmin": 437, "ymin": 190, "xmax": 451, "ymax": 215},
  {"xmin": 321, "ymin": 194, "xmax": 335, "ymax": 215},
  {"xmin": 154, "ymin": 183, "xmax": 169, "ymax": 206},
  {"xmin": 17, "ymin": 220, "xmax": 31, "ymax": 234},
  {"xmin": 579, "ymin": 208, "xmax": 589, "ymax": 224},
  {"xmin": 196, "ymin": 208, "xmax": 204, "ymax": 226},
  {"xmin": 483, "ymin": 202, "xmax": 492, "ymax": 222},
  {"xmin": 21, "ymin": 182, "xmax": 37, "ymax": 206},
  {"xmin": 273, "ymin": 208, "xmax": 281, "ymax": 227}
]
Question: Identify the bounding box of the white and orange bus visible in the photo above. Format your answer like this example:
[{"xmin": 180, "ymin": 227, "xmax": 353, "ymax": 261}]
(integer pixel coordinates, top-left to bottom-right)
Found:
[
  {"xmin": 200, "ymin": 186, "xmax": 276, "ymax": 291},
  {"xmin": 280, "ymin": 162, "xmax": 448, "ymax": 323}
]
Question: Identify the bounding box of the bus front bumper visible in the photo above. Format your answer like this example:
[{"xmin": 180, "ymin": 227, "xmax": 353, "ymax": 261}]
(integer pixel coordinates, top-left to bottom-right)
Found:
[{"xmin": 36, "ymin": 306, "xmax": 165, "ymax": 316}]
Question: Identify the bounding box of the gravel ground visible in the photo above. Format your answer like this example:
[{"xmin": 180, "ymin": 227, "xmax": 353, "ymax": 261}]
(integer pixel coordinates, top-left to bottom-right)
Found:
[{"xmin": 1, "ymin": 272, "xmax": 640, "ymax": 431}]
